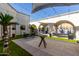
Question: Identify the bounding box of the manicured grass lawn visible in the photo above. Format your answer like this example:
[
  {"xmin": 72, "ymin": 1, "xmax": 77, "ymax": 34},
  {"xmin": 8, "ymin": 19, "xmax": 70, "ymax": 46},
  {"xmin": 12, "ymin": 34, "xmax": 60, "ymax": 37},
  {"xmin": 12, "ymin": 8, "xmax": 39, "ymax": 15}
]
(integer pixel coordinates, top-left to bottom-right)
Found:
[
  {"xmin": 0, "ymin": 40, "xmax": 32, "ymax": 56},
  {"xmin": 47, "ymin": 36, "xmax": 77, "ymax": 43},
  {"xmin": 0, "ymin": 40, "xmax": 3, "ymax": 53}
]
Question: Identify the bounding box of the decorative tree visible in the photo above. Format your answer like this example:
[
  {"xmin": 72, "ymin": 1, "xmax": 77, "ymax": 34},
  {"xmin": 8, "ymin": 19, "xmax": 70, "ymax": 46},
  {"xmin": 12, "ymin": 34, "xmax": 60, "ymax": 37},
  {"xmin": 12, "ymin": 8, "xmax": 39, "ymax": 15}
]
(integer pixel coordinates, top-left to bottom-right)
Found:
[
  {"xmin": 0, "ymin": 12, "xmax": 18, "ymax": 54},
  {"xmin": 29, "ymin": 24, "xmax": 37, "ymax": 36}
]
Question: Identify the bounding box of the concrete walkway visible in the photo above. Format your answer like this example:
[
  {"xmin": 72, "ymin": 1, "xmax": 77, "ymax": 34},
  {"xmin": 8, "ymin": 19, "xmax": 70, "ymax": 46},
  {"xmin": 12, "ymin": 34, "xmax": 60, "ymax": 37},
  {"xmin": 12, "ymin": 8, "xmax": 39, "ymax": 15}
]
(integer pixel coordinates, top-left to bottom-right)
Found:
[{"xmin": 12, "ymin": 36, "xmax": 79, "ymax": 56}]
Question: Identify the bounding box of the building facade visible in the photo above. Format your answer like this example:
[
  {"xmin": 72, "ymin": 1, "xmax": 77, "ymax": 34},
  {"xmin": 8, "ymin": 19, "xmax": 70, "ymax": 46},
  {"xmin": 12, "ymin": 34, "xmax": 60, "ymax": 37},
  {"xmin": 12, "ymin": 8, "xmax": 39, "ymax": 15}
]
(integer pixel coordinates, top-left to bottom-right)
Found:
[{"xmin": 0, "ymin": 3, "xmax": 30, "ymax": 37}]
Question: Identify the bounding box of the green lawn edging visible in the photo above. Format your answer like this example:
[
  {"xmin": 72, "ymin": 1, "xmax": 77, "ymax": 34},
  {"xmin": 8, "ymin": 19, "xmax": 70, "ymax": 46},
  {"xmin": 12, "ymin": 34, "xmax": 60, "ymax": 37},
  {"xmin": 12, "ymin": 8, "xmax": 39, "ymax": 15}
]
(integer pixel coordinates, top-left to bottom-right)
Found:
[
  {"xmin": 0, "ymin": 40, "xmax": 32, "ymax": 56},
  {"xmin": 47, "ymin": 36, "xmax": 77, "ymax": 43},
  {"xmin": 9, "ymin": 41, "xmax": 32, "ymax": 56}
]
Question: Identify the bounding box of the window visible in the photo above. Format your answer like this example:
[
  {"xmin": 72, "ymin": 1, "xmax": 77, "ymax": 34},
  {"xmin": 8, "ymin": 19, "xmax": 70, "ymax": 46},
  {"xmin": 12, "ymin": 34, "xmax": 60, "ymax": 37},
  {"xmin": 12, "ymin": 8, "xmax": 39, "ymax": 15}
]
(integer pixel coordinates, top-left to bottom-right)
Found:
[
  {"xmin": 20, "ymin": 25, "xmax": 25, "ymax": 30},
  {"xmin": 12, "ymin": 25, "xmax": 16, "ymax": 30}
]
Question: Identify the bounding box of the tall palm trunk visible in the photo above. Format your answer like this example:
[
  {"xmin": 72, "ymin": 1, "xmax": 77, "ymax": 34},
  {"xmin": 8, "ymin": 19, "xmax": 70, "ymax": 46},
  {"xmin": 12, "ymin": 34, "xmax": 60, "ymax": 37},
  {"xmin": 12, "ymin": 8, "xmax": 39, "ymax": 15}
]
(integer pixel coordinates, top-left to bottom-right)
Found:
[
  {"xmin": 2, "ymin": 25, "xmax": 9, "ymax": 53},
  {"xmin": 1, "ymin": 26, "xmax": 3, "ymax": 39},
  {"xmin": 9, "ymin": 26, "xmax": 11, "ymax": 38}
]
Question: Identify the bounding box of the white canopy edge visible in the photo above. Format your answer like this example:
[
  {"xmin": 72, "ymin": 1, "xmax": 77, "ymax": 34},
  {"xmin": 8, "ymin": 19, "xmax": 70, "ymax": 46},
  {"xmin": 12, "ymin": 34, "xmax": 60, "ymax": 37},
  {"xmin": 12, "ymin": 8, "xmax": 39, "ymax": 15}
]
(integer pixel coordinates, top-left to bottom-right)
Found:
[{"xmin": 30, "ymin": 10, "xmax": 79, "ymax": 27}]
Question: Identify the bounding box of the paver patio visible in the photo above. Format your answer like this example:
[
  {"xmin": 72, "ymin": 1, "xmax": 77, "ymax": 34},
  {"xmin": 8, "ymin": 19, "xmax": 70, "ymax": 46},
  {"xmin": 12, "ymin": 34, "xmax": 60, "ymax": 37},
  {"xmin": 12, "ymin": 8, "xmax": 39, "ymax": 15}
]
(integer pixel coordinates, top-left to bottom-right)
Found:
[{"xmin": 12, "ymin": 36, "xmax": 79, "ymax": 56}]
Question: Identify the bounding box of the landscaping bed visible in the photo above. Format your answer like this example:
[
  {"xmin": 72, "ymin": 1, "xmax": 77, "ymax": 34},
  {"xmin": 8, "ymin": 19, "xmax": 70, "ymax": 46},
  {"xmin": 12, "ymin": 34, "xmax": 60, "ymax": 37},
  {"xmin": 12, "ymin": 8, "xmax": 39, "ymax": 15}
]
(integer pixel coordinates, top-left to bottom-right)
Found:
[{"xmin": 0, "ymin": 40, "xmax": 32, "ymax": 56}]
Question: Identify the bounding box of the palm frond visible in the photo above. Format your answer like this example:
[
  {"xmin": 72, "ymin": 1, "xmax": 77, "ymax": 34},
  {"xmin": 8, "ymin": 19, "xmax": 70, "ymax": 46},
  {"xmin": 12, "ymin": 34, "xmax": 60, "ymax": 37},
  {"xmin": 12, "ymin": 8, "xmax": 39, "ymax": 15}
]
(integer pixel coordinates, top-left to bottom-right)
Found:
[
  {"xmin": 0, "ymin": 12, "xmax": 4, "ymax": 20},
  {"xmin": 4, "ymin": 14, "xmax": 13, "ymax": 24},
  {"xmin": 0, "ymin": 13, "xmax": 14, "ymax": 25}
]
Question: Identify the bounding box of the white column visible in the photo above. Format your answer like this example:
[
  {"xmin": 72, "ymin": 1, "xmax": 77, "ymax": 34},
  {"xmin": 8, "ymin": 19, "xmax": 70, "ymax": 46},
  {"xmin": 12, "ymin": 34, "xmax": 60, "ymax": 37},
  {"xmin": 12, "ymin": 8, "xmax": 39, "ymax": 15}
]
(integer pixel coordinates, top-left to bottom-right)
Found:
[{"xmin": 76, "ymin": 31, "xmax": 79, "ymax": 40}]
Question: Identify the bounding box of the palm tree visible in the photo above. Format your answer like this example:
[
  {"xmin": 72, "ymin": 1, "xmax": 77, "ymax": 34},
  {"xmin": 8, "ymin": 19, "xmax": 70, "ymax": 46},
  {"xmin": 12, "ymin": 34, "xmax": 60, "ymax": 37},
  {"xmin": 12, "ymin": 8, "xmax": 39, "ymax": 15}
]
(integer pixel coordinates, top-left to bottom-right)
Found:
[{"xmin": 0, "ymin": 12, "xmax": 18, "ymax": 54}]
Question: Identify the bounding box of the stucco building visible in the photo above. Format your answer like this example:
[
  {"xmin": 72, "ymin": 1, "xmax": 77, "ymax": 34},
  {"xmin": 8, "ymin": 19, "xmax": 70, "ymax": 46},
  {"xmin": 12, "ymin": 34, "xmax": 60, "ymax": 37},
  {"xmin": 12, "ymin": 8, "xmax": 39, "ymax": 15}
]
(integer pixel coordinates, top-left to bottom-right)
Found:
[{"xmin": 0, "ymin": 3, "xmax": 30, "ymax": 37}]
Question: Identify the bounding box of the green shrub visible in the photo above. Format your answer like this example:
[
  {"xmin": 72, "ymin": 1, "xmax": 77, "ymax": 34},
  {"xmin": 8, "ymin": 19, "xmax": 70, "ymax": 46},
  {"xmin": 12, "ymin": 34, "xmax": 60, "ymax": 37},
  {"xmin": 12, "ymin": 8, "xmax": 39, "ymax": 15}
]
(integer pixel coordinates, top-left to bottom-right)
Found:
[
  {"xmin": 29, "ymin": 24, "xmax": 37, "ymax": 36},
  {"xmin": 68, "ymin": 33, "xmax": 76, "ymax": 40}
]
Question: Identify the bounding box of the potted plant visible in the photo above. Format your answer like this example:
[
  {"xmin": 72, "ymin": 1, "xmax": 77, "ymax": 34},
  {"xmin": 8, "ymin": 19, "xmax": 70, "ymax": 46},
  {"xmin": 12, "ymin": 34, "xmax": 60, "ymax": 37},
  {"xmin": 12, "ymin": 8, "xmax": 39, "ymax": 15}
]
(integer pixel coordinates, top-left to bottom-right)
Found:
[{"xmin": 68, "ymin": 33, "xmax": 75, "ymax": 40}]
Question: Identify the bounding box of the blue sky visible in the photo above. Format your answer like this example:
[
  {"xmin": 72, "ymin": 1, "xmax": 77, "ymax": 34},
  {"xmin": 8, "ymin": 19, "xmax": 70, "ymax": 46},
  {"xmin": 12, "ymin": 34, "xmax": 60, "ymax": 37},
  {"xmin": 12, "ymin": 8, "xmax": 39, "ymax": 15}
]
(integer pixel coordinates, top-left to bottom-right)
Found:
[{"xmin": 10, "ymin": 3, "xmax": 79, "ymax": 22}]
